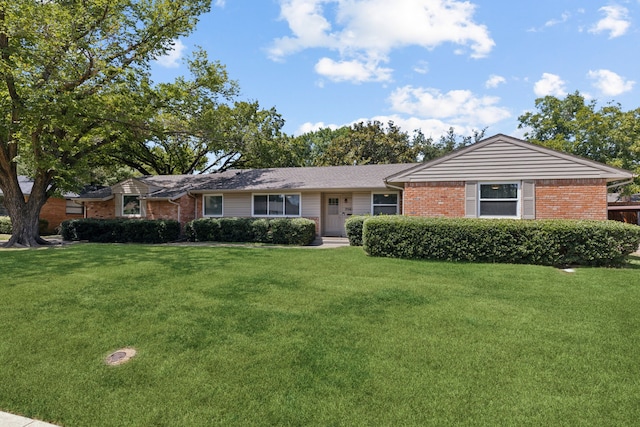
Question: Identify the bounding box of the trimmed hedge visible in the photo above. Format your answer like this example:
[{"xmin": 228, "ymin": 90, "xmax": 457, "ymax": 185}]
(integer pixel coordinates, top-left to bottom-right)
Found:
[
  {"xmin": 362, "ymin": 216, "xmax": 640, "ymax": 267},
  {"xmin": 60, "ymin": 218, "xmax": 181, "ymax": 243},
  {"xmin": 185, "ymin": 217, "xmax": 316, "ymax": 246},
  {"xmin": 345, "ymin": 215, "xmax": 368, "ymax": 246}
]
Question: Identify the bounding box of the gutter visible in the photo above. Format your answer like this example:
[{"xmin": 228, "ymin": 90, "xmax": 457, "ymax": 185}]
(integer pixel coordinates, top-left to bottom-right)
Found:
[
  {"xmin": 607, "ymin": 178, "xmax": 635, "ymax": 190},
  {"xmin": 384, "ymin": 180, "xmax": 405, "ymax": 215}
]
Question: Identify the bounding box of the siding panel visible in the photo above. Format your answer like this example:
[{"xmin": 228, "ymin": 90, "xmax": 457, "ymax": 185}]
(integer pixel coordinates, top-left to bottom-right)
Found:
[
  {"xmin": 403, "ymin": 140, "xmax": 622, "ymax": 181},
  {"xmin": 224, "ymin": 193, "xmax": 252, "ymax": 217}
]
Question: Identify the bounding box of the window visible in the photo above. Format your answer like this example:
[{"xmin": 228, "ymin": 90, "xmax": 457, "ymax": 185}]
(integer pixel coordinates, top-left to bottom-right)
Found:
[
  {"xmin": 253, "ymin": 194, "xmax": 300, "ymax": 217},
  {"xmin": 66, "ymin": 199, "xmax": 83, "ymax": 215},
  {"xmin": 122, "ymin": 194, "xmax": 141, "ymax": 216},
  {"xmin": 372, "ymin": 193, "xmax": 399, "ymax": 215},
  {"xmin": 479, "ymin": 183, "xmax": 519, "ymax": 217},
  {"xmin": 203, "ymin": 195, "xmax": 223, "ymax": 217}
]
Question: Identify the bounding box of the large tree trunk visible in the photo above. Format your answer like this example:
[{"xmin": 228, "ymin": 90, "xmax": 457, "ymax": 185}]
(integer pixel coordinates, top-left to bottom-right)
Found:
[{"xmin": 1, "ymin": 174, "xmax": 52, "ymax": 248}]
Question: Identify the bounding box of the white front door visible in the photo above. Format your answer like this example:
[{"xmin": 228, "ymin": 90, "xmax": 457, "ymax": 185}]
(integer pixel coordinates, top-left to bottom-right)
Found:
[{"xmin": 324, "ymin": 194, "xmax": 352, "ymax": 236}]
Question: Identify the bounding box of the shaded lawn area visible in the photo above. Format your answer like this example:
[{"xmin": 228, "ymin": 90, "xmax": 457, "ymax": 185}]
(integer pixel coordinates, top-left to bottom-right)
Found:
[{"xmin": 0, "ymin": 244, "xmax": 639, "ymax": 426}]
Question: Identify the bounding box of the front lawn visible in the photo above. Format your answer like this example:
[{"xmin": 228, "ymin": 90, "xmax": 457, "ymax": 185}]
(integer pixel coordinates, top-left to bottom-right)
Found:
[{"xmin": 1, "ymin": 244, "xmax": 639, "ymax": 426}]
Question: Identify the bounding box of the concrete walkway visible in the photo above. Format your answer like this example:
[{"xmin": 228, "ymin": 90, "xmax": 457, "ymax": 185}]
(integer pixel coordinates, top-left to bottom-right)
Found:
[{"xmin": 0, "ymin": 411, "xmax": 60, "ymax": 427}]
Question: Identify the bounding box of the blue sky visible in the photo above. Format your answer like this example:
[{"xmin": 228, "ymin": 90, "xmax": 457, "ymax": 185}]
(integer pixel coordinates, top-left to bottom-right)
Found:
[{"xmin": 150, "ymin": 0, "xmax": 639, "ymax": 139}]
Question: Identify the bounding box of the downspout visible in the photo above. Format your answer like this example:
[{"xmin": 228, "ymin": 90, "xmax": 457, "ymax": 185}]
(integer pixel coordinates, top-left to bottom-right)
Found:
[
  {"xmin": 167, "ymin": 198, "xmax": 181, "ymax": 224},
  {"xmin": 384, "ymin": 180, "xmax": 405, "ymax": 215}
]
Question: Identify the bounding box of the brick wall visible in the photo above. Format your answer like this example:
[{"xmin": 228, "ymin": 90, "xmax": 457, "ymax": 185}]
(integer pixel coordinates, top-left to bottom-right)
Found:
[
  {"xmin": 535, "ymin": 179, "xmax": 608, "ymax": 220},
  {"xmin": 39, "ymin": 198, "xmax": 83, "ymax": 233},
  {"xmin": 403, "ymin": 181, "xmax": 465, "ymax": 217},
  {"xmin": 402, "ymin": 179, "xmax": 608, "ymax": 220},
  {"xmin": 85, "ymin": 200, "xmax": 116, "ymax": 220}
]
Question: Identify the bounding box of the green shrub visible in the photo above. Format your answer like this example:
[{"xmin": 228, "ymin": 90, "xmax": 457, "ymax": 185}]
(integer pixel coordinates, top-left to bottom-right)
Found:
[
  {"xmin": 185, "ymin": 217, "xmax": 316, "ymax": 246},
  {"xmin": 362, "ymin": 216, "xmax": 640, "ymax": 267},
  {"xmin": 0, "ymin": 216, "xmax": 11, "ymax": 234},
  {"xmin": 60, "ymin": 219, "xmax": 180, "ymax": 243},
  {"xmin": 345, "ymin": 215, "xmax": 368, "ymax": 246},
  {"xmin": 0, "ymin": 217, "xmax": 50, "ymax": 235}
]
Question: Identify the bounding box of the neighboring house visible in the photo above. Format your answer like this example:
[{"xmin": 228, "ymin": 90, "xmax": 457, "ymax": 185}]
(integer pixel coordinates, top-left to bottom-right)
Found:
[
  {"xmin": 608, "ymin": 193, "xmax": 640, "ymax": 225},
  {"xmin": 0, "ymin": 176, "xmax": 84, "ymax": 233},
  {"xmin": 75, "ymin": 134, "xmax": 636, "ymax": 237}
]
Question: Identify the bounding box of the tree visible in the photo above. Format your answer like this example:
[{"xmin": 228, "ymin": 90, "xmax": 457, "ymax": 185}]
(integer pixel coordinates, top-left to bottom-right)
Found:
[
  {"xmin": 293, "ymin": 123, "xmax": 485, "ymax": 166},
  {"xmin": 314, "ymin": 121, "xmax": 423, "ymax": 166},
  {"xmin": 0, "ymin": 0, "xmax": 211, "ymax": 246},
  {"xmin": 518, "ymin": 91, "xmax": 640, "ymax": 194}
]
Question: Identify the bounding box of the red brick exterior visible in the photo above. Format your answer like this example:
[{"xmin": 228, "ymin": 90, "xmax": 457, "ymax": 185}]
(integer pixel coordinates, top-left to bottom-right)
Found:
[
  {"xmin": 402, "ymin": 179, "xmax": 609, "ymax": 220},
  {"xmin": 85, "ymin": 199, "xmax": 116, "ymax": 220},
  {"xmin": 403, "ymin": 182, "xmax": 465, "ymax": 217},
  {"xmin": 535, "ymin": 179, "xmax": 608, "ymax": 220},
  {"xmin": 39, "ymin": 198, "xmax": 83, "ymax": 233}
]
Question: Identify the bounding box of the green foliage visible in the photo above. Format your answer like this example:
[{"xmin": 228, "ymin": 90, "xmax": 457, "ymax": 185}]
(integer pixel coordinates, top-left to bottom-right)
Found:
[
  {"xmin": 345, "ymin": 215, "xmax": 368, "ymax": 246},
  {"xmin": 185, "ymin": 217, "xmax": 316, "ymax": 245},
  {"xmin": 60, "ymin": 219, "xmax": 180, "ymax": 244},
  {"xmin": 292, "ymin": 123, "xmax": 485, "ymax": 166},
  {"xmin": 0, "ymin": 0, "xmax": 211, "ymax": 245},
  {"xmin": 0, "ymin": 217, "xmax": 49, "ymax": 235},
  {"xmin": 0, "ymin": 217, "xmax": 11, "ymax": 234},
  {"xmin": 519, "ymin": 91, "xmax": 640, "ymax": 194},
  {"xmin": 362, "ymin": 216, "xmax": 640, "ymax": 267}
]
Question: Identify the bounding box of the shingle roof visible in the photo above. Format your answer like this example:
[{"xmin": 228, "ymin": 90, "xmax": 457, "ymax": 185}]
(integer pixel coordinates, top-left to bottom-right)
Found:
[
  {"xmin": 0, "ymin": 176, "xmax": 78, "ymax": 197},
  {"xmin": 77, "ymin": 163, "xmax": 417, "ymax": 200}
]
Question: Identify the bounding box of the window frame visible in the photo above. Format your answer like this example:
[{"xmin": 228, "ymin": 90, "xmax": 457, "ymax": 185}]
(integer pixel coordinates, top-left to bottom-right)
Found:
[
  {"xmin": 122, "ymin": 194, "xmax": 142, "ymax": 217},
  {"xmin": 371, "ymin": 192, "xmax": 399, "ymax": 216},
  {"xmin": 65, "ymin": 199, "xmax": 84, "ymax": 215},
  {"xmin": 252, "ymin": 193, "xmax": 301, "ymax": 217},
  {"xmin": 478, "ymin": 182, "xmax": 521, "ymax": 219},
  {"xmin": 202, "ymin": 194, "xmax": 224, "ymax": 217}
]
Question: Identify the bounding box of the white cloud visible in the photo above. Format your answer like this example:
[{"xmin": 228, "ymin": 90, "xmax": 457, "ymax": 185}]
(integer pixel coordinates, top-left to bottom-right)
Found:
[
  {"xmin": 154, "ymin": 39, "xmax": 186, "ymax": 68},
  {"xmin": 545, "ymin": 11, "xmax": 571, "ymax": 28},
  {"xmin": 485, "ymin": 74, "xmax": 506, "ymax": 89},
  {"xmin": 214, "ymin": 0, "xmax": 226, "ymax": 6},
  {"xmin": 388, "ymin": 86, "xmax": 511, "ymax": 128},
  {"xmin": 270, "ymin": 0, "xmax": 494, "ymax": 82},
  {"xmin": 315, "ymin": 57, "xmax": 393, "ymax": 83},
  {"xmin": 587, "ymin": 69, "xmax": 635, "ymax": 96},
  {"xmin": 413, "ymin": 61, "xmax": 429, "ymax": 75},
  {"xmin": 533, "ymin": 73, "xmax": 567, "ymax": 97},
  {"xmin": 589, "ymin": 5, "xmax": 630, "ymax": 38}
]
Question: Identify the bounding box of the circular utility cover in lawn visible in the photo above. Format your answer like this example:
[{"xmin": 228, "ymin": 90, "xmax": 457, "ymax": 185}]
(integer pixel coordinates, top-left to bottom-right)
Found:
[{"xmin": 105, "ymin": 348, "xmax": 137, "ymax": 366}]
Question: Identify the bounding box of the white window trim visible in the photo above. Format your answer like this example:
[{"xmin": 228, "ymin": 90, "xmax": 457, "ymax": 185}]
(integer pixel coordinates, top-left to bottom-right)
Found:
[
  {"xmin": 202, "ymin": 194, "xmax": 224, "ymax": 217},
  {"xmin": 478, "ymin": 182, "xmax": 521, "ymax": 219},
  {"xmin": 122, "ymin": 194, "xmax": 143, "ymax": 217},
  {"xmin": 371, "ymin": 192, "xmax": 399, "ymax": 215},
  {"xmin": 251, "ymin": 193, "xmax": 302, "ymax": 217}
]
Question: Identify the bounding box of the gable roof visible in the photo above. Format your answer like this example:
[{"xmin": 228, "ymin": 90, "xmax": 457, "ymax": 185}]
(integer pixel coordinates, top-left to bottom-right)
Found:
[
  {"xmin": 77, "ymin": 163, "xmax": 416, "ymax": 200},
  {"xmin": 387, "ymin": 134, "xmax": 634, "ymax": 183}
]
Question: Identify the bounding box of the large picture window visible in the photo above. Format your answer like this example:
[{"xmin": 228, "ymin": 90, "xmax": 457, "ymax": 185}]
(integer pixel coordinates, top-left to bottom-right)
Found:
[
  {"xmin": 253, "ymin": 194, "xmax": 300, "ymax": 217},
  {"xmin": 372, "ymin": 193, "xmax": 399, "ymax": 215},
  {"xmin": 479, "ymin": 183, "xmax": 519, "ymax": 217},
  {"xmin": 203, "ymin": 195, "xmax": 223, "ymax": 217},
  {"xmin": 122, "ymin": 194, "xmax": 141, "ymax": 216}
]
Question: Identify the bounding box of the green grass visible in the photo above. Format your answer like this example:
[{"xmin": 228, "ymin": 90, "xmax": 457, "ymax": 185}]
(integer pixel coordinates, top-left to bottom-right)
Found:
[{"xmin": 1, "ymin": 244, "xmax": 639, "ymax": 426}]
